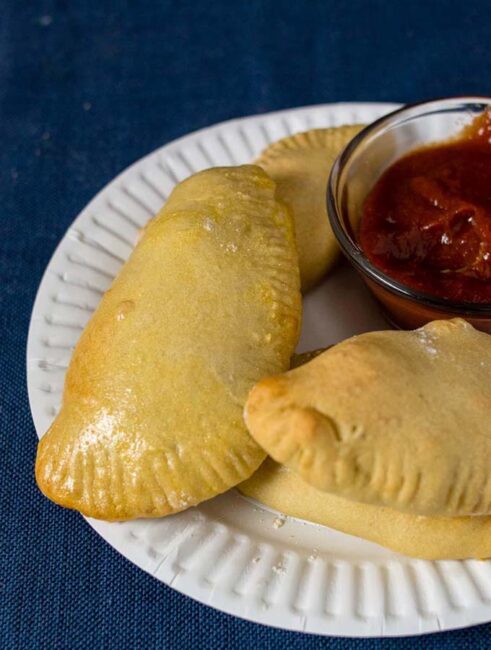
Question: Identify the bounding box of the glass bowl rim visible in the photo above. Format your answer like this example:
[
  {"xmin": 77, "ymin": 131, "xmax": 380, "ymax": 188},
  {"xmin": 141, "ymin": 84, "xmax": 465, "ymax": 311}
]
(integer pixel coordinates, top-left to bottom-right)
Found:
[{"xmin": 327, "ymin": 95, "xmax": 491, "ymax": 316}]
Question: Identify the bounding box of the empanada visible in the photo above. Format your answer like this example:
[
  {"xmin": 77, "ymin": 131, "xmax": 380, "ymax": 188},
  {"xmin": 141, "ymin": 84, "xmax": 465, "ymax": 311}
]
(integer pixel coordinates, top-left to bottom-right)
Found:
[
  {"xmin": 245, "ymin": 319, "xmax": 491, "ymax": 517},
  {"xmin": 240, "ymin": 458, "xmax": 491, "ymax": 560},
  {"xmin": 256, "ymin": 125, "xmax": 364, "ymax": 291},
  {"xmin": 36, "ymin": 165, "xmax": 302, "ymax": 521}
]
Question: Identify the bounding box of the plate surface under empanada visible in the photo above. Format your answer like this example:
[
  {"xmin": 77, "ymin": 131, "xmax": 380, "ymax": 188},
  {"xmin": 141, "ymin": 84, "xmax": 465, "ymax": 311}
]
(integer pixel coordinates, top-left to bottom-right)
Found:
[
  {"xmin": 245, "ymin": 319, "xmax": 491, "ymax": 517},
  {"xmin": 36, "ymin": 165, "xmax": 301, "ymax": 521}
]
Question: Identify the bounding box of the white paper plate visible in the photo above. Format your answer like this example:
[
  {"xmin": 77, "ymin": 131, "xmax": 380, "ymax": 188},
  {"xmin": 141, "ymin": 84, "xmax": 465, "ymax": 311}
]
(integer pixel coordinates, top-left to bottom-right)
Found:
[{"xmin": 27, "ymin": 102, "xmax": 491, "ymax": 637}]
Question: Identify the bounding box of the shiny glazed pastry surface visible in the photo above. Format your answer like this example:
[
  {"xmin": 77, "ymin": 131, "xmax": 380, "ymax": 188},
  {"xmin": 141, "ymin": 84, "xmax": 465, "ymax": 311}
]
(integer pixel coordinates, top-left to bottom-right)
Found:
[{"xmin": 36, "ymin": 165, "xmax": 301, "ymax": 520}]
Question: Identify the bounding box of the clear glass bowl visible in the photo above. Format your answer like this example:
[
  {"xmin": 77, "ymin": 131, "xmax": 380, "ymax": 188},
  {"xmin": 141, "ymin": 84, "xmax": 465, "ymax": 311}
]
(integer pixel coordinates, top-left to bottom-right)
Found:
[{"xmin": 327, "ymin": 96, "xmax": 491, "ymax": 333}]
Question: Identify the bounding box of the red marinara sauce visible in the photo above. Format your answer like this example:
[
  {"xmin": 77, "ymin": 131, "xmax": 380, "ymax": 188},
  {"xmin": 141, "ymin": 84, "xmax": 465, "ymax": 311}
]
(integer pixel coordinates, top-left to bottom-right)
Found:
[{"xmin": 359, "ymin": 111, "xmax": 491, "ymax": 303}]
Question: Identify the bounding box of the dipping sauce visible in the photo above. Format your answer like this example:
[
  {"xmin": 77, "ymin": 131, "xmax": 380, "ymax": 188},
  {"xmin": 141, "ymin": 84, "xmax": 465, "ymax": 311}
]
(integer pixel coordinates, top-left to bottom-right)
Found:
[{"xmin": 359, "ymin": 111, "xmax": 491, "ymax": 303}]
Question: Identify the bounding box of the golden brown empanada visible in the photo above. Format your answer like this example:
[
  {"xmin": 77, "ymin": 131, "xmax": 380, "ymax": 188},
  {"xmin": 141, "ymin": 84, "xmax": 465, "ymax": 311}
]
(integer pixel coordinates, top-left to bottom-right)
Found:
[
  {"xmin": 240, "ymin": 458, "xmax": 491, "ymax": 560},
  {"xmin": 36, "ymin": 165, "xmax": 301, "ymax": 521},
  {"xmin": 256, "ymin": 125, "xmax": 364, "ymax": 291},
  {"xmin": 245, "ymin": 319, "xmax": 491, "ymax": 517}
]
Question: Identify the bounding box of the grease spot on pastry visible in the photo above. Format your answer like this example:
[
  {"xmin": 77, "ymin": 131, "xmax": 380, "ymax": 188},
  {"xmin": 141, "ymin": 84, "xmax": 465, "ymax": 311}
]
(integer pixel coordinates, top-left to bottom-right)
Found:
[{"xmin": 116, "ymin": 300, "xmax": 135, "ymax": 321}]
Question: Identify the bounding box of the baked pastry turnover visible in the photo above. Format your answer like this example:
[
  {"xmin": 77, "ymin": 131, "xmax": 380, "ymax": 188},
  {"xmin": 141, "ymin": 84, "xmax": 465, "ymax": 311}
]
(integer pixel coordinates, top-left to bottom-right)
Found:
[
  {"xmin": 36, "ymin": 165, "xmax": 301, "ymax": 520},
  {"xmin": 256, "ymin": 125, "xmax": 364, "ymax": 291},
  {"xmin": 245, "ymin": 319, "xmax": 491, "ymax": 517}
]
